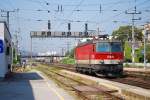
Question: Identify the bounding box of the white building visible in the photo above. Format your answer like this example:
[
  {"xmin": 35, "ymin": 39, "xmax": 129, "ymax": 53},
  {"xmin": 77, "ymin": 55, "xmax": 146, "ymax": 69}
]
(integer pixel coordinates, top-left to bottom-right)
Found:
[
  {"xmin": 0, "ymin": 21, "xmax": 12, "ymax": 79},
  {"xmin": 144, "ymin": 24, "xmax": 150, "ymax": 42},
  {"xmin": 148, "ymin": 33, "xmax": 150, "ymax": 42}
]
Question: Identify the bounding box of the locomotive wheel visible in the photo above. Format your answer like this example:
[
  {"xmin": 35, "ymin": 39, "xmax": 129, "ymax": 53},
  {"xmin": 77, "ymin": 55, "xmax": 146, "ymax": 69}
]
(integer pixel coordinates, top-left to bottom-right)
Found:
[
  {"xmin": 75, "ymin": 64, "xmax": 79, "ymax": 72},
  {"xmin": 77, "ymin": 67, "xmax": 82, "ymax": 73},
  {"xmin": 76, "ymin": 67, "xmax": 78, "ymax": 72}
]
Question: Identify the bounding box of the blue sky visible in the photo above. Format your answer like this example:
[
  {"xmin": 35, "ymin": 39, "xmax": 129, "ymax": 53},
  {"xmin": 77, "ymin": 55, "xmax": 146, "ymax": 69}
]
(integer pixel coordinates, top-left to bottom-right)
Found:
[{"xmin": 0, "ymin": 0, "xmax": 150, "ymax": 54}]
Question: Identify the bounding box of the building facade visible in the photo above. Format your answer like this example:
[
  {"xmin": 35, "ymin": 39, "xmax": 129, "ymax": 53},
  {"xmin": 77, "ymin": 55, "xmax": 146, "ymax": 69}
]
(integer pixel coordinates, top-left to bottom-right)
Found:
[{"xmin": 0, "ymin": 21, "xmax": 12, "ymax": 78}]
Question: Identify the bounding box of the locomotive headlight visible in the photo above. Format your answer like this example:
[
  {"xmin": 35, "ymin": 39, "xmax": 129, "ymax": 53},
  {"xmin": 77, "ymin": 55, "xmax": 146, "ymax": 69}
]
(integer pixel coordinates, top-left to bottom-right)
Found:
[{"xmin": 99, "ymin": 60, "xmax": 104, "ymax": 64}]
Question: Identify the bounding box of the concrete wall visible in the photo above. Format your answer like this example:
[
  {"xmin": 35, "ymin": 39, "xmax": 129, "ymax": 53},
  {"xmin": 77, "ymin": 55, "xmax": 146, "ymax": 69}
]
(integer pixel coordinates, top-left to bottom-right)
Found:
[{"xmin": 0, "ymin": 22, "xmax": 12, "ymax": 78}]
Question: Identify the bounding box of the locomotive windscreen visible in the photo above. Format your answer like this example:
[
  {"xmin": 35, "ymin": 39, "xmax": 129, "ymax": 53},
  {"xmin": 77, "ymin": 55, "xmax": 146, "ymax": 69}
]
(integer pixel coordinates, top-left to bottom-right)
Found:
[
  {"xmin": 111, "ymin": 42, "xmax": 122, "ymax": 52},
  {"xmin": 96, "ymin": 43, "xmax": 109, "ymax": 52},
  {"xmin": 96, "ymin": 42, "xmax": 122, "ymax": 52}
]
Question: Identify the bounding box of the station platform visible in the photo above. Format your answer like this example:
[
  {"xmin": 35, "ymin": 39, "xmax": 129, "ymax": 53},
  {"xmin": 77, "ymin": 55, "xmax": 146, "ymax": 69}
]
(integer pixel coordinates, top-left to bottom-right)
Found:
[
  {"xmin": 124, "ymin": 67, "xmax": 150, "ymax": 72},
  {"xmin": 0, "ymin": 71, "xmax": 75, "ymax": 100},
  {"xmin": 61, "ymin": 70, "xmax": 150, "ymax": 100}
]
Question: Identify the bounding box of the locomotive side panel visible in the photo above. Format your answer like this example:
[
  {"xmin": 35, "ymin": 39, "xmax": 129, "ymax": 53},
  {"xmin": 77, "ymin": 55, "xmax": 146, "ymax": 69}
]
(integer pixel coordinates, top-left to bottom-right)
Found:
[
  {"xmin": 75, "ymin": 43, "xmax": 94, "ymax": 65},
  {"xmin": 90, "ymin": 52, "xmax": 123, "ymax": 64}
]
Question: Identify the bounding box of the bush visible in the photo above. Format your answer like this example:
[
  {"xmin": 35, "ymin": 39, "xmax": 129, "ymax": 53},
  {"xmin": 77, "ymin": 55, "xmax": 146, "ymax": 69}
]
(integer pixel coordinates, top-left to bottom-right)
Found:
[
  {"xmin": 61, "ymin": 57, "xmax": 75, "ymax": 64},
  {"xmin": 125, "ymin": 59, "xmax": 132, "ymax": 63},
  {"xmin": 124, "ymin": 41, "xmax": 132, "ymax": 62},
  {"xmin": 124, "ymin": 63, "xmax": 130, "ymax": 67},
  {"xmin": 146, "ymin": 52, "xmax": 150, "ymax": 62},
  {"xmin": 139, "ymin": 56, "xmax": 144, "ymax": 62}
]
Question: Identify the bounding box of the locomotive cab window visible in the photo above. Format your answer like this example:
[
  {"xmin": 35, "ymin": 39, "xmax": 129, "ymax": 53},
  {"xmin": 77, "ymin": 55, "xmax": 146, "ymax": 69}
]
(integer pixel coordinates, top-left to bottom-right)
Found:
[
  {"xmin": 111, "ymin": 42, "xmax": 122, "ymax": 52},
  {"xmin": 96, "ymin": 43, "xmax": 110, "ymax": 52},
  {"xmin": 96, "ymin": 42, "xmax": 122, "ymax": 52}
]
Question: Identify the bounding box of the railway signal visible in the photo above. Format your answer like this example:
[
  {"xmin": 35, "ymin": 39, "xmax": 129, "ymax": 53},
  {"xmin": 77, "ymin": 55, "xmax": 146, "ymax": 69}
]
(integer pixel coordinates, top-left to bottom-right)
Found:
[
  {"xmin": 85, "ymin": 23, "xmax": 88, "ymax": 36},
  {"xmin": 67, "ymin": 23, "xmax": 71, "ymax": 36},
  {"xmin": 48, "ymin": 20, "xmax": 51, "ymax": 30}
]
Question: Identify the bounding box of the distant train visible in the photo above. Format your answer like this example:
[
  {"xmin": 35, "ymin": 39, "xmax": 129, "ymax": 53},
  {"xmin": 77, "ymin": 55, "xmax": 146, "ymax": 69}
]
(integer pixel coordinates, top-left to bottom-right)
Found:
[{"xmin": 74, "ymin": 36, "xmax": 123, "ymax": 77}]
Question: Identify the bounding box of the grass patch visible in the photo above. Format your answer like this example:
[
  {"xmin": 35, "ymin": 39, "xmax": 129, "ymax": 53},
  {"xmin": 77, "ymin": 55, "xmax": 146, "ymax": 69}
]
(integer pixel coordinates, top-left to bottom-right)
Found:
[
  {"xmin": 124, "ymin": 64, "xmax": 144, "ymax": 68},
  {"xmin": 60, "ymin": 57, "xmax": 75, "ymax": 64}
]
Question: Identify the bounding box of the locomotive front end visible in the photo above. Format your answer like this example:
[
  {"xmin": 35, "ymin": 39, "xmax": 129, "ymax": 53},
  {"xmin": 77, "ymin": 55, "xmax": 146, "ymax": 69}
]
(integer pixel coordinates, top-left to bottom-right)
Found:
[{"xmin": 94, "ymin": 41, "xmax": 123, "ymax": 76}]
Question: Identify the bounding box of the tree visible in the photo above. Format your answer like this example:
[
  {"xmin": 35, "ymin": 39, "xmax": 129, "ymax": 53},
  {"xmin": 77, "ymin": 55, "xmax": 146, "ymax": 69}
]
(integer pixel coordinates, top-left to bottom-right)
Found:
[
  {"xmin": 13, "ymin": 48, "xmax": 21, "ymax": 64},
  {"xmin": 65, "ymin": 48, "xmax": 75, "ymax": 58},
  {"xmin": 124, "ymin": 41, "xmax": 132, "ymax": 62},
  {"xmin": 146, "ymin": 44, "xmax": 150, "ymax": 62},
  {"xmin": 112, "ymin": 25, "xmax": 143, "ymax": 43}
]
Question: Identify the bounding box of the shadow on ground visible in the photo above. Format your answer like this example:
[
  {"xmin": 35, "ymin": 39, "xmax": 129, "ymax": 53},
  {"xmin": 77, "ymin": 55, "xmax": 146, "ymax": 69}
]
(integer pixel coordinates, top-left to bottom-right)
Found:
[{"xmin": 0, "ymin": 72, "xmax": 43, "ymax": 100}]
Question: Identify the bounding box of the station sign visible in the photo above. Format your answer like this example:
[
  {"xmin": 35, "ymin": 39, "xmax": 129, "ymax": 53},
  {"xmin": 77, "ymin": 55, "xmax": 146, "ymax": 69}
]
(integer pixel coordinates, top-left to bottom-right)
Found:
[{"xmin": 0, "ymin": 40, "xmax": 3, "ymax": 53}]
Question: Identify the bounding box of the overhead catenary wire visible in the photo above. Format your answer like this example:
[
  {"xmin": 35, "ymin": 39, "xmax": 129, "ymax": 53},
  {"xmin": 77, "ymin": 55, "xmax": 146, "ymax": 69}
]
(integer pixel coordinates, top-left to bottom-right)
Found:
[
  {"xmin": 1, "ymin": 0, "xmax": 150, "ymax": 34},
  {"xmin": 54, "ymin": 0, "xmax": 85, "ymax": 28}
]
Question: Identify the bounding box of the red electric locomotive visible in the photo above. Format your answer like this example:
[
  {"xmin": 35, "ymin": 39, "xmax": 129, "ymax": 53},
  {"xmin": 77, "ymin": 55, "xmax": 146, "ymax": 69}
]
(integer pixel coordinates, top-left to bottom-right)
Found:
[{"xmin": 74, "ymin": 36, "xmax": 123, "ymax": 76}]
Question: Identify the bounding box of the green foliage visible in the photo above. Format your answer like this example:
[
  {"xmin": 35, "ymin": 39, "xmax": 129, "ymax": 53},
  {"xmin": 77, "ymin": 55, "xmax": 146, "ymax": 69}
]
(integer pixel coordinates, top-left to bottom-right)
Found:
[
  {"xmin": 112, "ymin": 25, "xmax": 143, "ymax": 44},
  {"xmin": 147, "ymin": 52, "xmax": 150, "ymax": 63},
  {"xmin": 124, "ymin": 41, "xmax": 150, "ymax": 63},
  {"xmin": 146, "ymin": 44, "xmax": 150, "ymax": 62},
  {"xmin": 13, "ymin": 59, "xmax": 18, "ymax": 64},
  {"xmin": 112, "ymin": 25, "xmax": 144, "ymax": 63},
  {"xmin": 61, "ymin": 57, "xmax": 75, "ymax": 64},
  {"xmin": 124, "ymin": 63, "xmax": 130, "ymax": 67},
  {"xmin": 13, "ymin": 48, "xmax": 21, "ymax": 64},
  {"xmin": 65, "ymin": 48, "xmax": 75, "ymax": 58},
  {"xmin": 124, "ymin": 41, "xmax": 132, "ymax": 62}
]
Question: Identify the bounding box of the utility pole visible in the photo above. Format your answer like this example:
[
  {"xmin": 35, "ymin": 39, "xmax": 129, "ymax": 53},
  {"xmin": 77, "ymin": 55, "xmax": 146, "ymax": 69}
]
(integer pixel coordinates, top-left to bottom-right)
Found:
[
  {"xmin": 66, "ymin": 42, "xmax": 71, "ymax": 54},
  {"xmin": 30, "ymin": 36, "xmax": 33, "ymax": 66},
  {"xmin": 143, "ymin": 30, "xmax": 147, "ymax": 69},
  {"xmin": 143, "ymin": 23, "xmax": 150, "ymax": 69},
  {"xmin": 14, "ymin": 33, "xmax": 18, "ymax": 60},
  {"xmin": 60, "ymin": 47, "xmax": 65, "ymax": 56},
  {"xmin": 97, "ymin": 27, "xmax": 100, "ymax": 35},
  {"xmin": 1, "ymin": 10, "xmax": 15, "ymax": 28},
  {"xmin": 125, "ymin": 6, "xmax": 141, "ymax": 64},
  {"xmin": 62, "ymin": 48, "xmax": 65, "ymax": 56}
]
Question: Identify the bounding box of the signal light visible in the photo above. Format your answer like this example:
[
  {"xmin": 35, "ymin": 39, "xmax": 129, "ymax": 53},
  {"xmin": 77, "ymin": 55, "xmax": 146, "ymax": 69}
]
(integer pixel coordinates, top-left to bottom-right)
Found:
[
  {"xmin": 67, "ymin": 32, "xmax": 71, "ymax": 36},
  {"xmin": 47, "ymin": 31, "xmax": 51, "ymax": 36},
  {"xmin": 68, "ymin": 23, "xmax": 71, "ymax": 31}
]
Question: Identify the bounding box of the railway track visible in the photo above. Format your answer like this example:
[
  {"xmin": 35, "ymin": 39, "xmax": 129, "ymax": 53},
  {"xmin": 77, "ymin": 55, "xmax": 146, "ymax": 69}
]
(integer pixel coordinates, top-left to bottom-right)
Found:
[
  {"xmin": 43, "ymin": 63, "xmax": 150, "ymax": 90},
  {"xmin": 35, "ymin": 65, "xmax": 123, "ymax": 100}
]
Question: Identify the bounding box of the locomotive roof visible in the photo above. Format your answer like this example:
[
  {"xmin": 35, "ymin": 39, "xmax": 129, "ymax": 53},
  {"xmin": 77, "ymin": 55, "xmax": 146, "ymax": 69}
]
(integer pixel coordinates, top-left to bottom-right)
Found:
[{"xmin": 77, "ymin": 39, "xmax": 121, "ymax": 47}]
